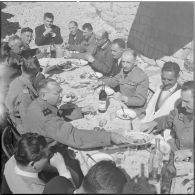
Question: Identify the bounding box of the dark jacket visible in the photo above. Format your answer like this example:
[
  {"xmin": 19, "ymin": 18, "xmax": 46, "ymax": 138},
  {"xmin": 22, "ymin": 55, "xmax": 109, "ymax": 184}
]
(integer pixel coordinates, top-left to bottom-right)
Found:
[
  {"xmin": 68, "ymin": 29, "xmax": 84, "ymax": 51},
  {"xmin": 35, "ymin": 24, "xmax": 63, "ymax": 46},
  {"xmin": 90, "ymin": 40, "xmax": 114, "ymax": 76}
]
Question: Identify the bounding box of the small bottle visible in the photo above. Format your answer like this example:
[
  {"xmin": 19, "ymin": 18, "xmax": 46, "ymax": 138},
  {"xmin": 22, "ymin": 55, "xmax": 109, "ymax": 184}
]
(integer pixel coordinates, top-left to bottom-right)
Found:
[
  {"xmin": 98, "ymin": 83, "xmax": 107, "ymax": 113},
  {"xmin": 50, "ymin": 39, "xmax": 56, "ymax": 58},
  {"xmin": 148, "ymin": 138, "xmax": 163, "ymax": 184}
]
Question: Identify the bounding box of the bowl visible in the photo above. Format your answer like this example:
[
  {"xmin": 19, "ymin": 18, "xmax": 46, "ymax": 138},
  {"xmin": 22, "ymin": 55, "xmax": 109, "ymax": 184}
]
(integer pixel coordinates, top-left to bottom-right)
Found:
[{"xmin": 116, "ymin": 108, "xmax": 137, "ymax": 120}]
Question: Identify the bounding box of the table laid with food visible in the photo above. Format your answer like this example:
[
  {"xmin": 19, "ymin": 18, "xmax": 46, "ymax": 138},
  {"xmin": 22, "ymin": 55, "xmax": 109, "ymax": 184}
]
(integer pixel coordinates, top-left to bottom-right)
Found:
[{"xmin": 38, "ymin": 56, "xmax": 192, "ymax": 194}]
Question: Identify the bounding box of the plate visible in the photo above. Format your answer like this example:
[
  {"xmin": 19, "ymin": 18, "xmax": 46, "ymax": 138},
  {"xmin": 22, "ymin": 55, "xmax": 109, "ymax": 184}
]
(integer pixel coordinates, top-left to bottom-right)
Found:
[
  {"xmin": 87, "ymin": 153, "xmax": 114, "ymax": 167},
  {"xmin": 70, "ymin": 59, "xmax": 88, "ymax": 66},
  {"xmin": 94, "ymin": 72, "xmax": 103, "ymax": 78},
  {"xmin": 150, "ymin": 139, "xmax": 171, "ymax": 154},
  {"xmin": 116, "ymin": 109, "xmax": 137, "ymax": 120},
  {"xmin": 126, "ymin": 132, "xmax": 152, "ymax": 146},
  {"xmin": 96, "ymin": 86, "xmax": 114, "ymax": 96},
  {"xmin": 62, "ymin": 94, "xmax": 78, "ymax": 103}
]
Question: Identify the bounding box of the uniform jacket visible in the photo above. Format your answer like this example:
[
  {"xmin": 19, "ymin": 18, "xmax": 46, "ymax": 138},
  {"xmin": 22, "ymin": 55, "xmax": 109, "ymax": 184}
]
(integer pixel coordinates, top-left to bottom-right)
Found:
[
  {"xmin": 5, "ymin": 75, "xmax": 38, "ymax": 130},
  {"xmin": 110, "ymin": 58, "xmax": 123, "ymax": 77},
  {"xmin": 35, "ymin": 24, "xmax": 63, "ymax": 46},
  {"xmin": 142, "ymin": 84, "xmax": 181, "ymax": 122},
  {"xmin": 23, "ymin": 98, "xmax": 112, "ymax": 149},
  {"xmin": 90, "ymin": 40, "xmax": 114, "ymax": 76},
  {"xmin": 154, "ymin": 99, "xmax": 194, "ymax": 151},
  {"xmin": 103, "ymin": 66, "xmax": 149, "ymax": 114},
  {"xmin": 68, "ymin": 29, "xmax": 84, "ymax": 51}
]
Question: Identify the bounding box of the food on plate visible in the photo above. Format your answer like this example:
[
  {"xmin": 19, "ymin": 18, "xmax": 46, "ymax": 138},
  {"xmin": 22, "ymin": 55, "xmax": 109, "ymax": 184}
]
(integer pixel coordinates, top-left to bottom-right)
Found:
[
  {"xmin": 80, "ymin": 72, "xmax": 88, "ymax": 79},
  {"xmin": 127, "ymin": 136, "xmax": 148, "ymax": 145},
  {"xmin": 66, "ymin": 93, "xmax": 76, "ymax": 99},
  {"xmin": 58, "ymin": 61, "xmax": 72, "ymax": 69},
  {"xmin": 126, "ymin": 132, "xmax": 151, "ymax": 145}
]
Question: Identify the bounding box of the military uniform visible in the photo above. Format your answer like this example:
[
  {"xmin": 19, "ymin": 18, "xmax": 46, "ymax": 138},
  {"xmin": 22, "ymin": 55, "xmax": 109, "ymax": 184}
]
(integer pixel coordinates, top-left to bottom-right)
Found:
[
  {"xmin": 103, "ymin": 66, "xmax": 149, "ymax": 114},
  {"xmin": 5, "ymin": 75, "xmax": 38, "ymax": 131},
  {"xmin": 154, "ymin": 99, "xmax": 193, "ymax": 151},
  {"xmin": 23, "ymin": 98, "xmax": 112, "ymax": 149}
]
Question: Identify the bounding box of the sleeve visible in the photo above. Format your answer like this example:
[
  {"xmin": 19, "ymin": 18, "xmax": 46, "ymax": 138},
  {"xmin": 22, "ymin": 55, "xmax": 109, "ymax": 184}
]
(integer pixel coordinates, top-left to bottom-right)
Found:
[
  {"xmin": 91, "ymin": 50, "xmax": 114, "ymax": 75},
  {"xmin": 154, "ymin": 109, "xmax": 176, "ymax": 133},
  {"xmin": 43, "ymin": 115, "xmax": 112, "ymax": 149},
  {"xmin": 53, "ymin": 27, "xmax": 63, "ymax": 44},
  {"xmin": 35, "ymin": 26, "xmax": 48, "ymax": 46},
  {"xmin": 126, "ymin": 74, "xmax": 149, "ymax": 107},
  {"xmin": 102, "ymin": 74, "xmax": 120, "ymax": 88}
]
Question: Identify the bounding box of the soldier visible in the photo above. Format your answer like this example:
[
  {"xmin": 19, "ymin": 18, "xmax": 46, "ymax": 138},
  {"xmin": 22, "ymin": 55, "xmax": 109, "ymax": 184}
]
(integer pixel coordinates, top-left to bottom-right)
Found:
[
  {"xmin": 140, "ymin": 81, "xmax": 194, "ymax": 160},
  {"xmin": 5, "ymin": 57, "xmax": 40, "ymax": 133},
  {"xmin": 23, "ymin": 78, "xmax": 127, "ymax": 149},
  {"xmin": 100, "ymin": 49, "xmax": 149, "ymax": 116}
]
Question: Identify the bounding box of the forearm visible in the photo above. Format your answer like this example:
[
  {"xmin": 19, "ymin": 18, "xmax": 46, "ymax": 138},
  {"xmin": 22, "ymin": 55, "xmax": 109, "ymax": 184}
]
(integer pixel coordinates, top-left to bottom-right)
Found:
[
  {"xmin": 91, "ymin": 60, "xmax": 112, "ymax": 75},
  {"xmin": 102, "ymin": 77, "xmax": 119, "ymax": 88},
  {"xmin": 35, "ymin": 34, "xmax": 48, "ymax": 46},
  {"xmin": 126, "ymin": 95, "xmax": 146, "ymax": 107},
  {"xmin": 71, "ymin": 52, "xmax": 87, "ymax": 60},
  {"xmin": 154, "ymin": 115, "xmax": 173, "ymax": 133},
  {"xmin": 56, "ymin": 164, "xmax": 71, "ymax": 178}
]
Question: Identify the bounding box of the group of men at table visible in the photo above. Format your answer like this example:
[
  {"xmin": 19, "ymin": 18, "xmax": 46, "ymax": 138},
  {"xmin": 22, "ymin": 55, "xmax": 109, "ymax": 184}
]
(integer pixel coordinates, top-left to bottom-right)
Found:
[{"xmin": 1, "ymin": 11, "xmax": 194, "ymax": 194}]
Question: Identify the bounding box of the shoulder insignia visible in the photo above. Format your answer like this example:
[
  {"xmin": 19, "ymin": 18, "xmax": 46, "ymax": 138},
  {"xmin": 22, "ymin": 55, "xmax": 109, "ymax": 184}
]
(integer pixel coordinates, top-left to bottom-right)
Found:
[
  {"xmin": 42, "ymin": 108, "xmax": 52, "ymax": 116},
  {"xmin": 23, "ymin": 88, "xmax": 29, "ymax": 94},
  {"xmin": 178, "ymin": 113, "xmax": 184, "ymax": 121}
]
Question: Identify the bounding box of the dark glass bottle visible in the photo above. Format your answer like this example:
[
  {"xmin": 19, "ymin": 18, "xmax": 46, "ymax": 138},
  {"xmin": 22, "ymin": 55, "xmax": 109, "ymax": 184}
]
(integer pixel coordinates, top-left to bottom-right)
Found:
[
  {"xmin": 50, "ymin": 39, "xmax": 56, "ymax": 58},
  {"xmin": 148, "ymin": 138, "xmax": 163, "ymax": 184},
  {"xmin": 98, "ymin": 84, "xmax": 107, "ymax": 113}
]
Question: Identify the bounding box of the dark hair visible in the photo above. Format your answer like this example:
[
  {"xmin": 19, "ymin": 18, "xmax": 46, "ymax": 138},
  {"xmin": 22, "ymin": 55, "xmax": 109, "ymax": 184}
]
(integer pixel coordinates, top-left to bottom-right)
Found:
[
  {"xmin": 1, "ymin": 42, "xmax": 11, "ymax": 59},
  {"xmin": 69, "ymin": 21, "xmax": 78, "ymax": 27},
  {"xmin": 14, "ymin": 133, "xmax": 48, "ymax": 166},
  {"xmin": 21, "ymin": 56, "xmax": 40, "ymax": 75},
  {"xmin": 82, "ymin": 23, "xmax": 93, "ymax": 31},
  {"xmin": 82, "ymin": 160, "xmax": 127, "ymax": 193},
  {"xmin": 181, "ymin": 80, "xmax": 194, "ymax": 93},
  {"xmin": 112, "ymin": 38, "xmax": 126, "ymax": 49},
  {"xmin": 36, "ymin": 78, "xmax": 57, "ymax": 93},
  {"xmin": 21, "ymin": 27, "xmax": 33, "ymax": 34},
  {"xmin": 102, "ymin": 31, "xmax": 108, "ymax": 40},
  {"xmin": 44, "ymin": 12, "xmax": 54, "ymax": 20},
  {"xmin": 162, "ymin": 61, "xmax": 180, "ymax": 77}
]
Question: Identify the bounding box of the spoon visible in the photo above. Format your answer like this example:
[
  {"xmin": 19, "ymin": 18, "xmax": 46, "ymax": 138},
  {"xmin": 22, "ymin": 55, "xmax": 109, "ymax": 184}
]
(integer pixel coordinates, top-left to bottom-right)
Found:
[{"xmin": 121, "ymin": 105, "xmax": 127, "ymax": 118}]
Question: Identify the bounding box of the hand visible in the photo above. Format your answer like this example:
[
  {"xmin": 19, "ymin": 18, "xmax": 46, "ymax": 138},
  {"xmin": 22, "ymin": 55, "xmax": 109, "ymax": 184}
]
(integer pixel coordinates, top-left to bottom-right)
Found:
[
  {"xmin": 174, "ymin": 149, "xmax": 192, "ymax": 162},
  {"xmin": 139, "ymin": 121, "xmax": 158, "ymax": 134},
  {"xmin": 111, "ymin": 132, "xmax": 128, "ymax": 145},
  {"xmin": 81, "ymin": 105, "xmax": 95, "ymax": 113},
  {"xmin": 50, "ymin": 152, "xmax": 65, "ymax": 169},
  {"xmin": 85, "ymin": 53, "xmax": 94, "ymax": 63},
  {"xmin": 90, "ymin": 80, "xmax": 102, "ymax": 90},
  {"xmin": 113, "ymin": 92, "xmax": 123, "ymax": 101},
  {"xmin": 43, "ymin": 27, "xmax": 52, "ymax": 36}
]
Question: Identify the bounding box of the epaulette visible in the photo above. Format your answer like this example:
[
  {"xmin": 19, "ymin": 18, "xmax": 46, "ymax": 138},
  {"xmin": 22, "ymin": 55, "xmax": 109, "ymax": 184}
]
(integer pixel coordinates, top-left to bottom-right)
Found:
[{"xmin": 42, "ymin": 108, "xmax": 52, "ymax": 116}]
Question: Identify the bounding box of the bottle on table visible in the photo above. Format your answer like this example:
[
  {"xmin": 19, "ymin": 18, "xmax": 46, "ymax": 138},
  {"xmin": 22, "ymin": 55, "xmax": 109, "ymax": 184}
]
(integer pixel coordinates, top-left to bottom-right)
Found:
[
  {"xmin": 98, "ymin": 83, "xmax": 107, "ymax": 113},
  {"xmin": 148, "ymin": 138, "xmax": 163, "ymax": 184},
  {"xmin": 50, "ymin": 39, "xmax": 56, "ymax": 58}
]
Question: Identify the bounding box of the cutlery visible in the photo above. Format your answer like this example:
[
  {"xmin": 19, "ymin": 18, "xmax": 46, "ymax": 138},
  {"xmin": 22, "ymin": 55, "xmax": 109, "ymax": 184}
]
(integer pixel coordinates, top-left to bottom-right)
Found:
[
  {"xmin": 121, "ymin": 105, "xmax": 127, "ymax": 118},
  {"xmin": 86, "ymin": 153, "xmax": 97, "ymax": 163}
]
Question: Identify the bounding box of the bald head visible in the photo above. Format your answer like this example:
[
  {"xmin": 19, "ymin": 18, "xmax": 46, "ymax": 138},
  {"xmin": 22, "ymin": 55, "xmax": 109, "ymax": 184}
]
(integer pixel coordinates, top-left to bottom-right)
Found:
[{"xmin": 95, "ymin": 29, "xmax": 109, "ymax": 47}]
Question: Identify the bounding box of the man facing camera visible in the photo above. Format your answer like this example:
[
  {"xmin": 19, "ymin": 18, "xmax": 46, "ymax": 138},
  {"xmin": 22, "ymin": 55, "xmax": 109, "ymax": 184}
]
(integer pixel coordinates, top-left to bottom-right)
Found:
[
  {"xmin": 35, "ymin": 12, "xmax": 63, "ymax": 46},
  {"xmin": 101, "ymin": 49, "xmax": 149, "ymax": 115},
  {"xmin": 20, "ymin": 27, "xmax": 33, "ymax": 50}
]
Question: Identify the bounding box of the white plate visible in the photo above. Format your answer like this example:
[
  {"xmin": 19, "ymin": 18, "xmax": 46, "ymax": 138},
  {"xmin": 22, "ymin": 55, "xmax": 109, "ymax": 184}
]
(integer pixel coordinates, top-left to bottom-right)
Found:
[
  {"xmin": 87, "ymin": 153, "xmax": 114, "ymax": 168},
  {"xmin": 62, "ymin": 94, "xmax": 78, "ymax": 103},
  {"xmin": 116, "ymin": 109, "xmax": 137, "ymax": 120},
  {"xmin": 126, "ymin": 132, "xmax": 152, "ymax": 146},
  {"xmin": 96, "ymin": 86, "xmax": 114, "ymax": 96},
  {"xmin": 70, "ymin": 59, "xmax": 88, "ymax": 66},
  {"xmin": 94, "ymin": 72, "xmax": 103, "ymax": 78},
  {"xmin": 150, "ymin": 139, "xmax": 171, "ymax": 154}
]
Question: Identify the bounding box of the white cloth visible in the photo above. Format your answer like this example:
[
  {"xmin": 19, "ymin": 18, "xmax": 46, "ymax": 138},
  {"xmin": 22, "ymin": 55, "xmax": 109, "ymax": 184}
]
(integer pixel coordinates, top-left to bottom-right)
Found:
[{"xmin": 142, "ymin": 87, "xmax": 181, "ymax": 123}]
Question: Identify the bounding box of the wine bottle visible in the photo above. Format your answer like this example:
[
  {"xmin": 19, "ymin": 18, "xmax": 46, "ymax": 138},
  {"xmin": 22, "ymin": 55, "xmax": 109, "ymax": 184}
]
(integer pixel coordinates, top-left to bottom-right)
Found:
[
  {"xmin": 50, "ymin": 39, "xmax": 56, "ymax": 58},
  {"xmin": 148, "ymin": 138, "xmax": 163, "ymax": 184},
  {"xmin": 98, "ymin": 83, "xmax": 107, "ymax": 113}
]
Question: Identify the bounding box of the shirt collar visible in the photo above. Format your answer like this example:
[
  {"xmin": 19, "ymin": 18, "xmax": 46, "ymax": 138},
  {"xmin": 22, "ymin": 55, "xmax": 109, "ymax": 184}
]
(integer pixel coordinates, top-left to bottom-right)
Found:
[
  {"xmin": 15, "ymin": 165, "xmax": 38, "ymax": 178},
  {"xmin": 161, "ymin": 83, "xmax": 178, "ymax": 92}
]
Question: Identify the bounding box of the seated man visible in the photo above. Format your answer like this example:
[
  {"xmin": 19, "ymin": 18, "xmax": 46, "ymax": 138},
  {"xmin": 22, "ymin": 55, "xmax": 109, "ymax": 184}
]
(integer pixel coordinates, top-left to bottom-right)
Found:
[
  {"xmin": 23, "ymin": 78, "xmax": 127, "ymax": 148},
  {"xmin": 68, "ymin": 23, "xmax": 96, "ymax": 59},
  {"xmin": 35, "ymin": 12, "xmax": 63, "ymax": 46},
  {"xmin": 5, "ymin": 57, "xmax": 41, "ymax": 133},
  {"xmin": 43, "ymin": 160, "xmax": 127, "ymax": 194},
  {"xmin": 3, "ymin": 133, "xmax": 51, "ymax": 194},
  {"xmin": 110, "ymin": 38, "xmax": 125, "ymax": 77},
  {"xmin": 142, "ymin": 62, "xmax": 181, "ymax": 123},
  {"xmin": 102, "ymin": 49, "xmax": 149, "ymax": 115},
  {"xmin": 141, "ymin": 81, "xmax": 194, "ymax": 159},
  {"xmin": 66, "ymin": 21, "xmax": 84, "ymax": 51},
  {"xmin": 20, "ymin": 27, "xmax": 33, "ymax": 50},
  {"xmin": 85, "ymin": 29, "xmax": 114, "ymax": 76}
]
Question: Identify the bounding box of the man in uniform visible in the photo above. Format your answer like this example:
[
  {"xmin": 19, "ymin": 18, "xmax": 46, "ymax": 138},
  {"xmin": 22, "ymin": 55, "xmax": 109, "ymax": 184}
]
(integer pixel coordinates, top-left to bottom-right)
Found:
[
  {"xmin": 23, "ymin": 78, "xmax": 127, "ymax": 149},
  {"xmin": 101, "ymin": 49, "xmax": 149, "ymax": 116},
  {"xmin": 140, "ymin": 81, "xmax": 194, "ymax": 159},
  {"xmin": 5, "ymin": 57, "xmax": 40, "ymax": 133},
  {"xmin": 85, "ymin": 29, "xmax": 114, "ymax": 76}
]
